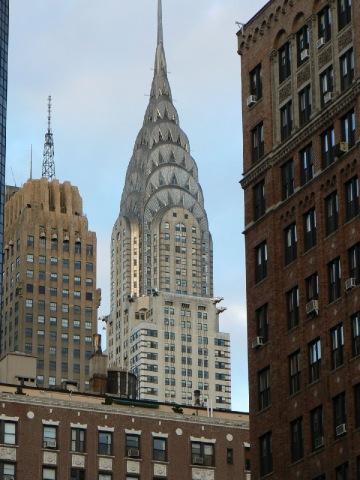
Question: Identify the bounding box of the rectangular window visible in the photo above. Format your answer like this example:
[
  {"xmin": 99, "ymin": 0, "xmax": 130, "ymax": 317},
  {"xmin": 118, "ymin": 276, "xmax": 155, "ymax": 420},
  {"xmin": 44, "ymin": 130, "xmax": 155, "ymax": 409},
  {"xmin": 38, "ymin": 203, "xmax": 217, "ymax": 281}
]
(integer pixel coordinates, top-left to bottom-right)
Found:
[
  {"xmin": 259, "ymin": 432, "xmax": 272, "ymax": 477},
  {"xmin": 325, "ymin": 191, "xmax": 339, "ymax": 235},
  {"xmin": 309, "ymin": 338, "xmax": 321, "ymax": 383},
  {"xmin": 191, "ymin": 442, "xmax": 214, "ymax": 467},
  {"xmin": 251, "ymin": 122, "xmax": 264, "ymax": 163},
  {"xmin": 0, "ymin": 421, "xmax": 16, "ymax": 445},
  {"xmin": 311, "ymin": 405, "xmax": 324, "ymax": 451},
  {"xmin": 336, "ymin": 462, "xmax": 349, "ymax": 480},
  {"xmin": 300, "ymin": 144, "xmax": 314, "ymax": 185},
  {"xmin": 306, "ymin": 273, "xmax": 319, "ymax": 301},
  {"xmin": 352, "ymin": 312, "xmax": 360, "ymax": 357},
  {"xmin": 250, "ymin": 64, "xmax": 262, "ymax": 99},
  {"xmin": 153, "ymin": 437, "xmax": 167, "ymax": 462},
  {"xmin": 226, "ymin": 448, "xmax": 234, "ymax": 465},
  {"xmin": 299, "ymin": 85, "xmax": 311, "ymax": 126},
  {"xmin": 320, "ymin": 66, "xmax": 334, "ymax": 106},
  {"xmin": 98, "ymin": 431, "xmax": 112, "ymax": 456},
  {"xmin": 284, "ymin": 223, "xmax": 297, "ymax": 265},
  {"xmin": 43, "ymin": 425, "xmax": 57, "ymax": 449},
  {"xmin": 318, "ymin": 6, "xmax": 332, "ymax": 42},
  {"xmin": 355, "ymin": 383, "xmax": 360, "ymax": 429},
  {"xmin": 331, "ymin": 323, "xmax": 344, "ymax": 369},
  {"xmin": 304, "ymin": 208, "xmax": 317, "ymax": 251},
  {"xmin": 340, "ymin": 48, "xmax": 354, "ymax": 91},
  {"xmin": 321, "ymin": 125, "xmax": 336, "ymax": 168},
  {"xmin": 289, "ymin": 350, "xmax": 301, "ymax": 395},
  {"xmin": 333, "ymin": 392, "xmax": 346, "ymax": 437},
  {"xmin": 255, "ymin": 241, "xmax": 267, "ymax": 283},
  {"xmin": 328, "ymin": 257, "xmax": 341, "ymax": 302},
  {"xmin": 258, "ymin": 367, "xmax": 271, "ymax": 410},
  {"xmin": 279, "ymin": 42, "xmax": 291, "ymax": 83},
  {"xmin": 70, "ymin": 469, "xmax": 85, "ymax": 480},
  {"xmin": 253, "ymin": 179, "xmax": 266, "ymax": 220},
  {"xmin": 345, "ymin": 176, "xmax": 359, "ymax": 220},
  {"xmin": 43, "ymin": 467, "xmax": 56, "ymax": 480},
  {"xmin": 349, "ymin": 243, "xmax": 360, "ymax": 282},
  {"xmin": 341, "ymin": 109, "xmax": 356, "ymax": 148},
  {"xmin": 287, "ymin": 286, "xmax": 299, "ymax": 330},
  {"xmin": 280, "ymin": 101, "xmax": 293, "ymax": 141},
  {"xmin": 297, "ymin": 24, "xmax": 310, "ymax": 66},
  {"xmin": 125, "ymin": 434, "xmax": 140, "ymax": 458},
  {"xmin": 256, "ymin": 304, "xmax": 268, "ymax": 343},
  {"xmin": 290, "ymin": 417, "xmax": 304, "ymax": 462},
  {"xmin": 281, "ymin": 159, "xmax": 294, "ymax": 200},
  {"xmin": 71, "ymin": 428, "xmax": 86, "ymax": 453},
  {"xmin": 338, "ymin": 0, "xmax": 352, "ymax": 30}
]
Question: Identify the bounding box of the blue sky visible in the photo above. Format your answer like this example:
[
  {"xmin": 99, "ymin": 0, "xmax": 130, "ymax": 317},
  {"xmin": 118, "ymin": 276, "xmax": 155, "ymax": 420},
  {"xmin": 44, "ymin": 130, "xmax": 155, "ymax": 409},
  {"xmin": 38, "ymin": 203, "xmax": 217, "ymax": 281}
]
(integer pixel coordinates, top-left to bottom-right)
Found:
[{"xmin": 6, "ymin": 0, "xmax": 267, "ymax": 411}]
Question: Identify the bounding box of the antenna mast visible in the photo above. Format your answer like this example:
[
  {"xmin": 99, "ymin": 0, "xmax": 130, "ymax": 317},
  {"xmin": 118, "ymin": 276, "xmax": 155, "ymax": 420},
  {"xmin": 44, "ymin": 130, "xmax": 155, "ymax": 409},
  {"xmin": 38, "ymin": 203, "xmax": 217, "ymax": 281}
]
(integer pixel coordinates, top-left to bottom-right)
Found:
[{"xmin": 42, "ymin": 95, "xmax": 55, "ymax": 180}]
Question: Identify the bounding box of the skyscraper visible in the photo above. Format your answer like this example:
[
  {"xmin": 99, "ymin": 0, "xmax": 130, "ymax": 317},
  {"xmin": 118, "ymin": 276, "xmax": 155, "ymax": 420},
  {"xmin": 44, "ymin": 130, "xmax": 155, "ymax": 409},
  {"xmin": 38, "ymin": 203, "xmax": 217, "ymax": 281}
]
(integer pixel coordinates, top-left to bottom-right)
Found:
[
  {"xmin": 238, "ymin": 0, "xmax": 359, "ymax": 478},
  {"xmin": 0, "ymin": 0, "xmax": 9, "ymax": 304},
  {"xmin": 107, "ymin": 1, "xmax": 231, "ymax": 408}
]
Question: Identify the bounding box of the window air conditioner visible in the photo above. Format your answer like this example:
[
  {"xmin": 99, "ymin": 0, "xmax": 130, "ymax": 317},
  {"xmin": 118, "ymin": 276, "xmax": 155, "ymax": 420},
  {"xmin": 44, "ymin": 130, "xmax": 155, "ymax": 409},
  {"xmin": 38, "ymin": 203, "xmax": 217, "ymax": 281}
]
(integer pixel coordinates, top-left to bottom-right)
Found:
[
  {"xmin": 345, "ymin": 277, "xmax": 357, "ymax": 291},
  {"xmin": 300, "ymin": 49, "xmax": 310, "ymax": 61},
  {"xmin": 193, "ymin": 456, "xmax": 204, "ymax": 465},
  {"xmin": 335, "ymin": 423, "xmax": 346, "ymax": 436},
  {"xmin": 317, "ymin": 37, "xmax": 325, "ymax": 49},
  {"xmin": 252, "ymin": 337, "xmax": 264, "ymax": 349},
  {"xmin": 314, "ymin": 436, "xmax": 324, "ymax": 449},
  {"xmin": 306, "ymin": 300, "xmax": 319, "ymax": 316},
  {"xmin": 247, "ymin": 95, "xmax": 258, "ymax": 108},
  {"xmin": 324, "ymin": 91, "xmax": 332, "ymax": 104},
  {"xmin": 44, "ymin": 439, "xmax": 56, "ymax": 449},
  {"xmin": 339, "ymin": 142, "xmax": 349, "ymax": 154},
  {"xmin": 127, "ymin": 448, "xmax": 139, "ymax": 458}
]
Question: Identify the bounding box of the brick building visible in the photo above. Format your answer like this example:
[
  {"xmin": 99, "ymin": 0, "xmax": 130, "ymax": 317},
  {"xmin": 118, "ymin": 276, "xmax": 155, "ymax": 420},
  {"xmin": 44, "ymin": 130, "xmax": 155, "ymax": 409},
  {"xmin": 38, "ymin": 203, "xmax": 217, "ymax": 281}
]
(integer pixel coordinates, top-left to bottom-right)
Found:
[
  {"xmin": 238, "ymin": 0, "xmax": 360, "ymax": 478},
  {"xmin": 0, "ymin": 383, "xmax": 250, "ymax": 479}
]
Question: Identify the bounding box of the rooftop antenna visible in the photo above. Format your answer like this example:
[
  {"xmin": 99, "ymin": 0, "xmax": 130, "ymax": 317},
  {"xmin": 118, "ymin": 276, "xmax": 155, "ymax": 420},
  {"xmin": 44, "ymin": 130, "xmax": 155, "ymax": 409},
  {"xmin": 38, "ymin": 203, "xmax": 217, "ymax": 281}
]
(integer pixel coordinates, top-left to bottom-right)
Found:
[{"xmin": 42, "ymin": 95, "xmax": 55, "ymax": 180}]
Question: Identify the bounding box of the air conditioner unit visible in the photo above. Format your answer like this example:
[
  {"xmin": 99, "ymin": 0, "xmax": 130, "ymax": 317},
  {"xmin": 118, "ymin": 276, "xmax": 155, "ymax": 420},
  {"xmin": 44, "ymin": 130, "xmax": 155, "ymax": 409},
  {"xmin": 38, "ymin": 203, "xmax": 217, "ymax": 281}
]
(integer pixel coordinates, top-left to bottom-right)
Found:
[
  {"xmin": 247, "ymin": 95, "xmax": 258, "ymax": 107},
  {"xmin": 345, "ymin": 277, "xmax": 357, "ymax": 291},
  {"xmin": 301, "ymin": 49, "xmax": 310, "ymax": 61},
  {"xmin": 44, "ymin": 439, "xmax": 56, "ymax": 449},
  {"xmin": 324, "ymin": 91, "xmax": 332, "ymax": 104},
  {"xmin": 193, "ymin": 456, "xmax": 204, "ymax": 465},
  {"xmin": 317, "ymin": 37, "xmax": 325, "ymax": 49},
  {"xmin": 336, "ymin": 423, "xmax": 347, "ymax": 436},
  {"xmin": 127, "ymin": 448, "xmax": 140, "ymax": 458},
  {"xmin": 306, "ymin": 299, "xmax": 319, "ymax": 316},
  {"xmin": 314, "ymin": 436, "xmax": 324, "ymax": 449},
  {"xmin": 339, "ymin": 141, "xmax": 349, "ymax": 153},
  {"xmin": 252, "ymin": 336, "xmax": 264, "ymax": 349}
]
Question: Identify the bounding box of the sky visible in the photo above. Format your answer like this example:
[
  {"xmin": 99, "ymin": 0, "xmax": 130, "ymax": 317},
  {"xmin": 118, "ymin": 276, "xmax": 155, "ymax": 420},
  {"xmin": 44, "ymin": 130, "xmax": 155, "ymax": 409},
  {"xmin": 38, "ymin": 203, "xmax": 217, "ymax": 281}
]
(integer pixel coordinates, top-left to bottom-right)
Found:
[{"xmin": 6, "ymin": 0, "xmax": 267, "ymax": 412}]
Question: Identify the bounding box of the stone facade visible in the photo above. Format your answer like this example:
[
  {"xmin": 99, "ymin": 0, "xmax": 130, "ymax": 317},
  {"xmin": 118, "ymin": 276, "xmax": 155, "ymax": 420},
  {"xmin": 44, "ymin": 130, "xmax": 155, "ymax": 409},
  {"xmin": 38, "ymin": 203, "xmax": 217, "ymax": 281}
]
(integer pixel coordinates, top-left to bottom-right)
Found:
[{"xmin": 238, "ymin": 0, "xmax": 360, "ymax": 478}]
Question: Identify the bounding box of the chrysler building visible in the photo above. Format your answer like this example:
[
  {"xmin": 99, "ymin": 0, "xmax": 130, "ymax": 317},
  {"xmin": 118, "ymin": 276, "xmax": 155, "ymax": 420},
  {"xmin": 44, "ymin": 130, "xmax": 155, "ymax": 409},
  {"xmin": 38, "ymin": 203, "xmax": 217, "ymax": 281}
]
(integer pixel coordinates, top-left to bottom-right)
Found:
[{"xmin": 107, "ymin": 1, "xmax": 231, "ymax": 408}]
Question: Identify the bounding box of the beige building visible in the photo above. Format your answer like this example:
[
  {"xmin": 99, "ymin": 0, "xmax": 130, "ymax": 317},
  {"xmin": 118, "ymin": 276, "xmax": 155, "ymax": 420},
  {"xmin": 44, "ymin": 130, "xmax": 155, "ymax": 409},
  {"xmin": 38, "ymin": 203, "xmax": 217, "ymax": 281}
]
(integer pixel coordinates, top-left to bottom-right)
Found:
[
  {"xmin": 107, "ymin": 1, "xmax": 231, "ymax": 408},
  {"xmin": 2, "ymin": 178, "xmax": 100, "ymax": 390}
]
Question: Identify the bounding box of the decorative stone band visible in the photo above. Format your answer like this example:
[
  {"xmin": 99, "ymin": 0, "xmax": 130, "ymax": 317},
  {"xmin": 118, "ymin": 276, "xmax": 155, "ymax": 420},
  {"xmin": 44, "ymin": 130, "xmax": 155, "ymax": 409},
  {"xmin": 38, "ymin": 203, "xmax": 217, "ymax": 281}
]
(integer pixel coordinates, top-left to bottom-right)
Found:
[
  {"xmin": 97, "ymin": 426, "xmax": 114, "ymax": 432},
  {"xmin": 190, "ymin": 436, "xmax": 216, "ymax": 444},
  {"xmin": 42, "ymin": 419, "xmax": 60, "ymax": 426},
  {"xmin": 70, "ymin": 423, "xmax": 87, "ymax": 429},
  {"xmin": 151, "ymin": 432, "xmax": 169, "ymax": 438},
  {"xmin": 125, "ymin": 429, "xmax": 142, "ymax": 435},
  {"xmin": 0, "ymin": 415, "xmax": 18, "ymax": 422}
]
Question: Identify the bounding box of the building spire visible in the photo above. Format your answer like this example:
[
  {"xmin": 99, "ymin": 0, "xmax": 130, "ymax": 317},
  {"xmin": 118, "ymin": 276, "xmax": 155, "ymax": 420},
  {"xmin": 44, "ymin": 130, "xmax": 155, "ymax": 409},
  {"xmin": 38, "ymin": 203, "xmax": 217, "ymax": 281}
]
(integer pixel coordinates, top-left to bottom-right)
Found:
[
  {"xmin": 157, "ymin": 0, "xmax": 163, "ymax": 45},
  {"xmin": 42, "ymin": 95, "xmax": 55, "ymax": 181},
  {"xmin": 152, "ymin": 0, "xmax": 171, "ymax": 99}
]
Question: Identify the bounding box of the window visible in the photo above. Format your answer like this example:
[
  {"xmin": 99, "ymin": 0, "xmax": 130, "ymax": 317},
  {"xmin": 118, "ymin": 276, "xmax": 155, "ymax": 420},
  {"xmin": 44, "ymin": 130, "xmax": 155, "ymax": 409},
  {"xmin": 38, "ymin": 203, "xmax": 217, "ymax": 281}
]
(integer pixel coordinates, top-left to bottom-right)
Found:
[
  {"xmin": 336, "ymin": 462, "xmax": 349, "ymax": 480},
  {"xmin": 284, "ymin": 223, "xmax": 297, "ymax": 265},
  {"xmin": 300, "ymin": 144, "xmax": 314, "ymax": 185},
  {"xmin": 318, "ymin": 6, "xmax": 332, "ymax": 42},
  {"xmin": 0, "ymin": 463, "xmax": 15, "ymax": 479},
  {"xmin": 281, "ymin": 159, "xmax": 294, "ymax": 200},
  {"xmin": 259, "ymin": 432, "xmax": 272, "ymax": 477},
  {"xmin": 153, "ymin": 437, "xmax": 167, "ymax": 462},
  {"xmin": 311, "ymin": 405, "xmax": 324, "ymax": 450},
  {"xmin": 331, "ymin": 323, "xmax": 344, "ymax": 369},
  {"xmin": 43, "ymin": 425, "xmax": 57, "ymax": 449},
  {"xmin": 306, "ymin": 273, "xmax": 319, "ymax": 301},
  {"xmin": 297, "ymin": 24, "xmax": 309, "ymax": 65},
  {"xmin": 280, "ymin": 101, "xmax": 293, "ymax": 141},
  {"xmin": 349, "ymin": 243, "xmax": 360, "ymax": 282},
  {"xmin": 352, "ymin": 312, "xmax": 360, "ymax": 357},
  {"xmin": 250, "ymin": 64, "xmax": 262, "ymax": 99},
  {"xmin": 256, "ymin": 304, "xmax": 268, "ymax": 343},
  {"xmin": 71, "ymin": 428, "xmax": 86, "ymax": 453},
  {"xmin": 99, "ymin": 475, "xmax": 112, "ymax": 480},
  {"xmin": 290, "ymin": 417, "xmax": 304, "ymax": 462},
  {"xmin": 279, "ymin": 42, "xmax": 291, "ymax": 83},
  {"xmin": 309, "ymin": 338, "xmax": 321, "ymax": 383},
  {"xmin": 251, "ymin": 122, "xmax": 264, "ymax": 163},
  {"xmin": 289, "ymin": 350, "xmax": 301, "ymax": 395},
  {"xmin": 325, "ymin": 191, "xmax": 339, "ymax": 235},
  {"xmin": 328, "ymin": 257, "xmax": 341, "ymax": 302},
  {"xmin": 70, "ymin": 469, "xmax": 85, "ymax": 480},
  {"xmin": 125, "ymin": 434, "xmax": 140, "ymax": 458},
  {"xmin": 338, "ymin": 0, "xmax": 352, "ymax": 30},
  {"xmin": 340, "ymin": 48, "xmax": 354, "ymax": 91},
  {"xmin": 321, "ymin": 125, "xmax": 336, "ymax": 167},
  {"xmin": 43, "ymin": 467, "xmax": 56, "ymax": 480},
  {"xmin": 320, "ymin": 66, "xmax": 334, "ymax": 106},
  {"xmin": 255, "ymin": 242, "xmax": 267, "ymax": 283},
  {"xmin": 227, "ymin": 448, "xmax": 234, "ymax": 465},
  {"xmin": 98, "ymin": 431, "xmax": 112, "ymax": 456},
  {"xmin": 355, "ymin": 383, "xmax": 360, "ymax": 428},
  {"xmin": 299, "ymin": 85, "xmax": 311, "ymax": 126},
  {"xmin": 253, "ymin": 179, "xmax": 266, "ymax": 220},
  {"xmin": 341, "ymin": 109, "xmax": 356, "ymax": 148},
  {"xmin": 287, "ymin": 286, "xmax": 299, "ymax": 330},
  {"xmin": 191, "ymin": 442, "xmax": 214, "ymax": 467},
  {"xmin": 304, "ymin": 208, "xmax": 317, "ymax": 251},
  {"xmin": 0, "ymin": 421, "xmax": 16, "ymax": 445},
  {"xmin": 258, "ymin": 367, "xmax": 271, "ymax": 410},
  {"xmin": 333, "ymin": 392, "xmax": 346, "ymax": 436},
  {"xmin": 345, "ymin": 176, "xmax": 359, "ymax": 220}
]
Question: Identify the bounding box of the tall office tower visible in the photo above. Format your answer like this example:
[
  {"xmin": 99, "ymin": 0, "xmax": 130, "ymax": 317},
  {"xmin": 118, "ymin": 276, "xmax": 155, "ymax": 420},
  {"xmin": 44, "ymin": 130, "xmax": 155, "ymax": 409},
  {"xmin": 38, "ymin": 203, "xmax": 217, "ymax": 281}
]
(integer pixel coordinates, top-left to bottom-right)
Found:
[
  {"xmin": 0, "ymin": 0, "xmax": 9, "ymax": 303},
  {"xmin": 2, "ymin": 178, "xmax": 100, "ymax": 390},
  {"xmin": 108, "ymin": 1, "xmax": 231, "ymax": 408},
  {"xmin": 238, "ymin": 0, "xmax": 359, "ymax": 478}
]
